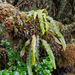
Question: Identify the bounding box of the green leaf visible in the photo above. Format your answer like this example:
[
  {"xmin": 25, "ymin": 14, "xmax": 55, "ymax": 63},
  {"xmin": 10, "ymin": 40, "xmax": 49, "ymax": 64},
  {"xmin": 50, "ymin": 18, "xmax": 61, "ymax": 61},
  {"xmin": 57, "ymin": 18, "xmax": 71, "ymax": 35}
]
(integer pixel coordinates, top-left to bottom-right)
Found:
[
  {"xmin": 47, "ymin": 16, "xmax": 63, "ymax": 38},
  {"xmin": 47, "ymin": 16, "xmax": 66, "ymax": 50},
  {"xmin": 20, "ymin": 45, "xmax": 25, "ymax": 58},
  {"xmin": 0, "ymin": 71, "xmax": 2, "ymax": 75},
  {"xmin": 26, "ymin": 10, "xmax": 34, "ymax": 22},
  {"xmin": 53, "ymin": 36, "xmax": 61, "ymax": 45},
  {"xmin": 36, "ymin": 35, "xmax": 39, "ymax": 61},
  {"xmin": 2, "ymin": 71, "xmax": 9, "ymax": 75},
  {"xmin": 38, "ymin": 11, "xmax": 45, "ymax": 35},
  {"xmin": 31, "ymin": 34, "xmax": 37, "ymax": 65},
  {"xmin": 14, "ymin": 71, "xmax": 19, "ymax": 75},
  {"xmin": 20, "ymin": 39, "xmax": 31, "ymax": 58},
  {"xmin": 34, "ymin": 11, "xmax": 38, "ymax": 19},
  {"xmin": 27, "ymin": 46, "xmax": 33, "ymax": 75},
  {"xmin": 43, "ymin": 13, "xmax": 49, "ymax": 32},
  {"xmin": 41, "ymin": 39, "xmax": 56, "ymax": 69},
  {"xmin": 59, "ymin": 38, "xmax": 66, "ymax": 50},
  {"xmin": 36, "ymin": 35, "xmax": 39, "ymax": 70},
  {"xmin": 26, "ymin": 16, "xmax": 31, "ymax": 22},
  {"xmin": 41, "ymin": 9, "xmax": 48, "ymax": 14},
  {"xmin": 25, "ymin": 39, "xmax": 31, "ymax": 47}
]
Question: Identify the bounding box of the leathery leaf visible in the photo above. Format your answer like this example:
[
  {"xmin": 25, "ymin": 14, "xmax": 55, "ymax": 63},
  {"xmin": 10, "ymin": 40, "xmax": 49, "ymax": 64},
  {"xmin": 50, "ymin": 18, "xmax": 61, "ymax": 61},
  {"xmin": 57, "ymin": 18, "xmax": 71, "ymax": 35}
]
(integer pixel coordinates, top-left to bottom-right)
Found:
[
  {"xmin": 38, "ymin": 11, "xmax": 45, "ymax": 35},
  {"xmin": 36, "ymin": 35, "xmax": 39, "ymax": 69},
  {"xmin": 26, "ymin": 10, "xmax": 34, "ymax": 22},
  {"xmin": 31, "ymin": 34, "xmax": 37, "ymax": 65},
  {"xmin": 25, "ymin": 39, "xmax": 31, "ymax": 47},
  {"xmin": 20, "ymin": 45, "xmax": 25, "ymax": 58},
  {"xmin": 59, "ymin": 37, "xmax": 66, "ymax": 50},
  {"xmin": 20, "ymin": 39, "xmax": 31, "ymax": 58},
  {"xmin": 43, "ymin": 13, "xmax": 49, "ymax": 32},
  {"xmin": 34, "ymin": 11, "xmax": 38, "ymax": 19},
  {"xmin": 47, "ymin": 16, "xmax": 66, "ymax": 50},
  {"xmin": 47, "ymin": 16, "xmax": 63, "ymax": 38},
  {"xmin": 27, "ymin": 46, "xmax": 33, "ymax": 75},
  {"xmin": 41, "ymin": 39, "xmax": 56, "ymax": 69},
  {"xmin": 53, "ymin": 36, "xmax": 61, "ymax": 45}
]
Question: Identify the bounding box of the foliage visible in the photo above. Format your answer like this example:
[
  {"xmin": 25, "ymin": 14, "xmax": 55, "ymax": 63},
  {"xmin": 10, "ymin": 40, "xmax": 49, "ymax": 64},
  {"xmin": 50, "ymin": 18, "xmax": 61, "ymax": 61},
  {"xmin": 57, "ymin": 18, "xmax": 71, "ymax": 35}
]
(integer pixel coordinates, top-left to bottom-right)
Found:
[
  {"xmin": 0, "ymin": 39, "xmax": 10, "ymax": 46},
  {"xmin": 26, "ymin": 9, "xmax": 66, "ymax": 50},
  {"xmin": 23, "ymin": 34, "xmax": 56, "ymax": 75},
  {"xmin": 21, "ymin": 9, "xmax": 66, "ymax": 75},
  {"xmin": 0, "ymin": 2, "xmax": 66, "ymax": 74},
  {"xmin": 41, "ymin": 39, "xmax": 56, "ymax": 69},
  {"xmin": 0, "ymin": 9, "xmax": 66, "ymax": 75},
  {"xmin": 0, "ymin": 40, "xmax": 53, "ymax": 75},
  {"xmin": 0, "ymin": 70, "xmax": 27, "ymax": 75},
  {"xmin": 34, "ymin": 56, "xmax": 53, "ymax": 75},
  {"xmin": 0, "ymin": 40, "xmax": 28, "ymax": 75}
]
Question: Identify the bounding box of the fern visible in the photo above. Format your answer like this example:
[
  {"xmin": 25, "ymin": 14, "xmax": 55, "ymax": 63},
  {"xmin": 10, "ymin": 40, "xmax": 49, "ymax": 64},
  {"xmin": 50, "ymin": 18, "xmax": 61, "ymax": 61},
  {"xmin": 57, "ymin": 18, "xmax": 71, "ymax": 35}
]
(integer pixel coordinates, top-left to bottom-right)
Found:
[
  {"xmin": 59, "ymin": 38, "xmax": 66, "ymax": 50},
  {"xmin": 41, "ymin": 39, "xmax": 56, "ymax": 69},
  {"xmin": 27, "ymin": 46, "xmax": 33, "ymax": 75},
  {"xmin": 20, "ymin": 39, "xmax": 31, "ymax": 58},
  {"xmin": 26, "ymin": 10, "xmax": 34, "ymax": 22},
  {"xmin": 38, "ymin": 10, "xmax": 45, "ymax": 34},
  {"xmin": 47, "ymin": 16, "xmax": 66, "ymax": 50},
  {"xmin": 36, "ymin": 35, "xmax": 40, "ymax": 69},
  {"xmin": 20, "ymin": 45, "xmax": 25, "ymax": 58},
  {"xmin": 26, "ymin": 9, "xmax": 48, "ymax": 35},
  {"xmin": 31, "ymin": 34, "xmax": 37, "ymax": 65}
]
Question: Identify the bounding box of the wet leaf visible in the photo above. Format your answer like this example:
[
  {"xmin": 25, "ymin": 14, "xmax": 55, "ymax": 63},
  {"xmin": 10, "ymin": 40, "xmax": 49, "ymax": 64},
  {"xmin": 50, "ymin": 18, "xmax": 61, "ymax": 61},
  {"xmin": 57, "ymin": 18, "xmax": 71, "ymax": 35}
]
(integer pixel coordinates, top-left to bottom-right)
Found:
[
  {"xmin": 41, "ymin": 9, "xmax": 48, "ymax": 14},
  {"xmin": 26, "ymin": 10, "xmax": 34, "ymax": 22},
  {"xmin": 38, "ymin": 11, "xmax": 45, "ymax": 35},
  {"xmin": 36, "ymin": 35, "xmax": 39, "ymax": 69},
  {"xmin": 53, "ymin": 36, "xmax": 61, "ymax": 45},
  {"xmin": 31, "ymin": 34, "xmax": 37, "ymax": 65},
  {"xmin": 34, "ymin": 11, "xmax": 38, "ymax": 19},
  {"xmin": 47, "ymin": 16, "xmax": 63, "ymax": 38},
  {"xmin": 43, "ymin": 13, "xmax": 49, "ymax": 31},
  {"xmin": 25, "ymin": 39, "xmax": 31, "ymax": 47},
  {"xmin": 20, "ymin": 39, "xmax": 31, "ymax": 58},
  {"xmin": 27, "ymin": 48, "xmax": 33, "ymax": 75},
  {"xmin": 41, "ymin": 39, "xmax": 56, "ymax": 69},
  {"xmin": 59, "ymin": 38, "xmax": 66, "ymax": 50},
  {"xmin": 20, "ymin": 45, "xmax": 25, "ymax": 58},
  {"xmin": 27, "ymin": 47, "xmax": 33, "ymax": 75}
]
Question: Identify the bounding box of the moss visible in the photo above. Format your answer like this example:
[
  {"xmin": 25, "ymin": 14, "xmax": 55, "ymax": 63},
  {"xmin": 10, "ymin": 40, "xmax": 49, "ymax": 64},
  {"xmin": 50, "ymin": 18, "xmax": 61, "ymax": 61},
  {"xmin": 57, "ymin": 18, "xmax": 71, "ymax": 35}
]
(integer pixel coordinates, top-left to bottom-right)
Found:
[
  {"xmin": 58, "ymin": 44, "xmax": 75, "ymax": 68},
  {"xmin": 0, "ymin": 48, "xmax": 9, "ymax": 69}
]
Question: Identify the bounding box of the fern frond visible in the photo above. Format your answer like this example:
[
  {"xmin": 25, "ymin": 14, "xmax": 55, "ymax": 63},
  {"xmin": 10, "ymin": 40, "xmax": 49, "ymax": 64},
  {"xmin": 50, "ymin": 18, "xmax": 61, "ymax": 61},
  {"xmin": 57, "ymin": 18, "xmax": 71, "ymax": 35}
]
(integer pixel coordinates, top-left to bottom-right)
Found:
[
  {"xmin": 43, "ymin": 13, "xmax": 49, "ymax": 32},
  {"xmin": 47, "ymin": 16, "xmax": 66, "ymax": 50},
  {"xmin": 20, "ymin": 45, "xmax": 25, "ymax": 58},
  {"xmin": 27, "ymin": 46, "xmax": 33, "ymax": 75},
  {"xmin": 20, "ymin": 39, "xmax": 31, "ymax": 58},
  {"xmin": 25, "ymin": 39, "xmax": 31, "ymax": 47},
  {"xmin": 47, "ymin": 16, "xmax": 63, "ymax": 37},
  {"xmin": 59, "ymin": 38, "xmax": 66, "ymax": 50},
  {"xmin": 31, "ymin": 34, "xmax": 37, "ymax": 65},
  {"xmin": 26, "ymin": 10, "xmax": 34, "ymax": 22},
  {"xmin": 36, "ymin": 35, "xmax": 40, "ymax": 69},
  {"xmin": 38, "ymin": 10, "xmax": 45, "ymax": 35},
  {"xmin": 41, "ymin": 39, "xmax": 56, "ymax": 69}
]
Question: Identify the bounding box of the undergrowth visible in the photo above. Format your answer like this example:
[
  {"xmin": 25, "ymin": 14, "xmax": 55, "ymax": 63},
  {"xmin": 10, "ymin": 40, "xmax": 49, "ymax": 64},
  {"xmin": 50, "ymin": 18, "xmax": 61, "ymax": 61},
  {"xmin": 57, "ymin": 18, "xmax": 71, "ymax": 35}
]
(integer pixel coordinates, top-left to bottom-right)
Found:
[
  {"xmin": 0, "ymin": 39, "xmax": 53, "ymax": 75},
  {"xmin": 0, "ymin": 2, "xmax": 66, "ymax": 75}
]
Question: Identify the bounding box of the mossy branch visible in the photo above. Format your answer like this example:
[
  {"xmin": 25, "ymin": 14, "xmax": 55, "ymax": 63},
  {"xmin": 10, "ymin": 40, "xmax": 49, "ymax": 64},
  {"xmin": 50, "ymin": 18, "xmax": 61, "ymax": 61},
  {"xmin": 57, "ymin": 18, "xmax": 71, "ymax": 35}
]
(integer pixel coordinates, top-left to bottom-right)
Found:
[{"xmin": 0, "ymin": 2, "xmax": 75, "ymax": 43}]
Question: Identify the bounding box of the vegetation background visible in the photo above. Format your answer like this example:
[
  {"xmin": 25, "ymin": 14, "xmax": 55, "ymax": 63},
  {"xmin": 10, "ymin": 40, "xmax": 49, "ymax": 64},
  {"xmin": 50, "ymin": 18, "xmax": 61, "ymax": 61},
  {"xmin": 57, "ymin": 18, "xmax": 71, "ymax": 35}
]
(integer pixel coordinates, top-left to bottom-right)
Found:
[{"xmin": 0, "ymin": 0, "xmax": 75, "ymax": 75}]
